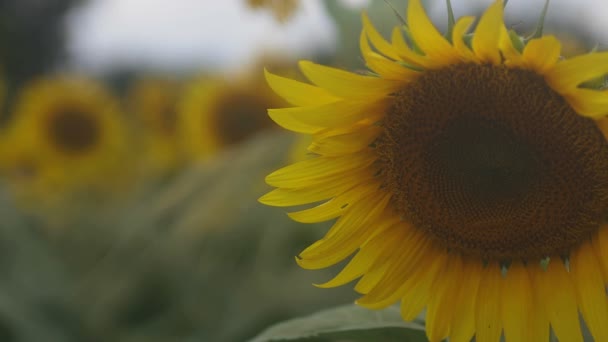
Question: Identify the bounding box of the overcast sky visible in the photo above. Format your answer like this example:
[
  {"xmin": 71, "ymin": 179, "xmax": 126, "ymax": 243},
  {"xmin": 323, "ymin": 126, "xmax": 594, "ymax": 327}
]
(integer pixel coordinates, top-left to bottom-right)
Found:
[
  {"xmin": 65, "ymin": 0, "xmax": 608, "ymax": 75},
  {"xmin": 65, "ymin": 0, "xmax": 339, "ymax": 74}
]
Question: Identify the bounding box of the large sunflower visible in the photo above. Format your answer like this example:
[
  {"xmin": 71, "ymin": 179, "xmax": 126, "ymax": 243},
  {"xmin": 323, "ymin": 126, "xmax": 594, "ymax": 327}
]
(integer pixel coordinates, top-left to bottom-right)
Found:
[
  {"xmin": 2, "ymin": 76, "xmax": 129, "ymax": 198},
  {"xmin": 260, "ymin": 1, "xmax": 608, "ymax": 341},
  {"xmin": 177, "ymin": 77, "xmax": 281, "ymax": 160}
]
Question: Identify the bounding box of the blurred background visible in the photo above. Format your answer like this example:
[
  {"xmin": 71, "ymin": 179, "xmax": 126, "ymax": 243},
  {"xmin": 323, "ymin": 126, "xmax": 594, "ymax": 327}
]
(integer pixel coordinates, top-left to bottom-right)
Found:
[{"xmin": 0, "ymin": 0, "xmax": 606, "ymax": 341}]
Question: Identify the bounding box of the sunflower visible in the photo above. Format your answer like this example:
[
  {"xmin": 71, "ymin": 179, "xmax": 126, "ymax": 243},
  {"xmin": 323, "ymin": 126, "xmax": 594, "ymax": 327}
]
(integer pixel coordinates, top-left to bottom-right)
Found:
[
  {"xmin": 2, "ymin": 76, "xmax": 129, "ymax": 199},
  {"xmin": 177, "ymin": 77, "xmax": 281, "ymax": 160},
  {"xmin": 127, "ymin": 78, "xmax": 182, "ymax": 175},
  {"xmin": 260, "ymin": 1, "xmax": 608, "ymax": 341}
]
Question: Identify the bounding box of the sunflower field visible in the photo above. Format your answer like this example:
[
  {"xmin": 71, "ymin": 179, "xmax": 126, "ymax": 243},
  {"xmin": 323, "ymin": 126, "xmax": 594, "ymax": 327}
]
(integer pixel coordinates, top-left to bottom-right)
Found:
[{"xmin": 1, "ymin": 1, "xmax": 608, "ymax": 341}]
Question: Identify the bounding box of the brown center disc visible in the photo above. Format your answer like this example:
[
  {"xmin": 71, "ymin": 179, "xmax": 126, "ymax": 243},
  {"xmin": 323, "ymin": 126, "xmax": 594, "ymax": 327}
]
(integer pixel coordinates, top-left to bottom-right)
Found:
[
  {"xmin": 48, "ymin": 109, "xmax": 101, "ymax": 154},
  {"xmin": 377, "ymin": 63, "xmax": 608, "ymax": 260}
]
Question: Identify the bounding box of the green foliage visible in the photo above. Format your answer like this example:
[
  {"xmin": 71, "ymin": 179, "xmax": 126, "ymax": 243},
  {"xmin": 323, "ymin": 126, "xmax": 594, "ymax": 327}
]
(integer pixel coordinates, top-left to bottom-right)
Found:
[
  {"xmin": 0, "ymin": 191, "xmax": 90, "ymax": 341},
  {"xmin": 15, "ymin": 132, "xmax": 356, "ymax": 342},
  {"xmin": 251, "ymin": 304, "xmax": 427, "ymax": 342}
]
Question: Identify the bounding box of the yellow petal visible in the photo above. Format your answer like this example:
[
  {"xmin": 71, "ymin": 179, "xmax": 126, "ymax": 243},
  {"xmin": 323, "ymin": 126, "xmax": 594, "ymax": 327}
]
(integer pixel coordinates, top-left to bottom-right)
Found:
[
  {"xmin": 571, "ymin": 241, "xmax": 608, "ymax": 342},
  {"xmin": 297, "ymin": 193, "xmax": 392, "ymax": 269},
  {"xmin": 265, "ymin": 150, "xmax": 375, "ymax": 188},
  {"xmin": 355, "ymin": 260, "xmax": 390, "ymax": 294},
  {"xmin": 259, "ymin": 186, "xmax": 335, "ymax": 207},
  {"xmin": 390, "ymin": 27, "xmax": 431, "ymax": 68},
  {"xmin": 299, "ymin": 61, "xmax": 402, "ymax": 99},
  {"xmin": 472, "ymin": 0, "xmax": 504, "ymax": 64},
  {"xmin": 266, "ymin": 111, "xmax": 323, "ymax": 134},
  {"xmin": 425, "ymin": 257, "xmax": 462, "ymax": 342},
  {"xmin": 531, "ymin": 260, "xmax": 582, "ymax": 342},
  {"xmin": 521, "ymin": 36, "xmax": 561, "ymax": 74},
  {"xmin": 259, "ymin": 170, "xmax": 372, "ymax": 207},
  {"xmin": 353, "ymin": 223, "xmax": 415, "ymax": 295},
  {"xmin": 288, "ymin": 199, "xmax": 344, "ymax": 223},
  {"xmin": 264, "ymin": 69, "xmax": 339, "ymax": 106},
  {"xmin": 309, "ymin": 124, "xmax": 382, "ymax": 157},
  {"xmin": 563, "ymin": 88, "xmax": 608, "ymax": 118},
  {"xmin": 526, "ymin": 280, "xmax": 550, "ymax": 342},
  {"xmin": 593, "ymin": 225, "xmax": 608, "ymax": 283},
  {"xmin": 448, "ymin": 259, "xmax": 481, "ymax": 342},
  {"xmin": 400, "ymin": 247, "xmax": 447, "ymax": 321},
  {"xmin": 452, "ymin": 16, "xmax": 476, "ymax": 61},
  {"xmin": 355, "ymin": 224, "xmax": 421, "ymax": 294},
  {"xmin": 316, "ymin": 223, "xmax": 401, "ymax": 288},
  {"xmin": 407, "ymin": 0, "xmax": 458, "ymax": 65},
  {"xmin": 361, "ymin": 12, "xmax": 401, "ymax": 60},
  {"xmin": 356, "ymin": 232, "xmax": 431, "ymax": 309},
  {"xmin": 596, "ymin": 118, "xmax": 608, "ymax": 141},
  {"xmin": 287, "ymin": 181, "xmax": 379, "ymax": 223},
  {"xmin": 501, "ymin": 262, "xmax": 532, "ymax": 342},
  {"xmin": 269, "ymin": 98, "xmax": 388, "ymax": 134},
  {"xmin": 475, "ymin": 263, "xmax": 502, "ymax": 342},
  {"xmin": 360, "ymin": 29, "xmax": 418, "ymax": 81},
  {"xmin": 546, "ymin": 51, "xmax": 608, "ymax": 92}
]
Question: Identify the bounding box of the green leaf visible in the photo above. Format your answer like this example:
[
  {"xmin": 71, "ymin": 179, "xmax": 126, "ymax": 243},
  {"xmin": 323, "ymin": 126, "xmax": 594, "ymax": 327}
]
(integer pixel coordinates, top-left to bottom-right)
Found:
[
  {"xmin": 250, "ymin": 304, "xmax": 427, "ymax": 342},
  {"xmin": 508, "ymin": 30, "xmax": 525, "ymax": 53},
  {"xmin": 445, "ymin": 0, "xmax": 456, "ymax": 42}
]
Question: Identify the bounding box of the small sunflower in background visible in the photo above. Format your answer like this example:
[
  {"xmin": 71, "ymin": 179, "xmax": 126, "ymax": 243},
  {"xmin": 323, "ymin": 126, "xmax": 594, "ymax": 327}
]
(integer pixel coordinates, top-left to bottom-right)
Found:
[
  {"xmin": 127, "ymin": 78, "xmax": 182, "ymax": 176},
  {"xmin": 177, "ymin": 77, "xmax": 282, "ymax": 161},
  {"xmin": 261, "ymin": 0, "xmax": 608, "ymax": 341},
  {"xmin": 1, "ymin": 76, "xmax": 130, "ymax": 201},
  {"xmin": 245, "ymin": 0, "xmax": 299, "ymax": 23}
]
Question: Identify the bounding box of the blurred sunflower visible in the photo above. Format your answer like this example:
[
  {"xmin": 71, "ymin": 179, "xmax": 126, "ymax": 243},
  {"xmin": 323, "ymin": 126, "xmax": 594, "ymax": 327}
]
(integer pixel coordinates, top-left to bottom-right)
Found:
[
  {"xmin": 177, "ymin": 77, "xmax": 281, "ymax": 161},
  {"xmin": 261, "ymin": 0, "xmax": 608, "ymax": 341},
  {"xmin": 2, "ymin": 77, "xmax": 129, "ymax": 200},
  {"xmin": 127, "ymin": 78, "xmax": 182, "ymax": 175},
  {"xmin": 245, "ymin": 0, "xmax": 299, "ymax": 23}
]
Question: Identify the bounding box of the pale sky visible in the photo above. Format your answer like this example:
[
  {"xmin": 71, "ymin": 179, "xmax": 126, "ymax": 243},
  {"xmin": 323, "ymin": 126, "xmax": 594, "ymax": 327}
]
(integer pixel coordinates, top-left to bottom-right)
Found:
[
  {"xmin": 65, "ymin": 0, "xmax": 608, "ymax": 75},
  {"xmin": 430, "ymin": 0, "xmax": 608, "ymax": 44},
  {"xmin": 65, "ymin": 0, "xmax": 338, "ymax": 74}
]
